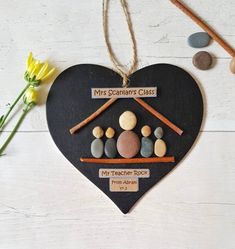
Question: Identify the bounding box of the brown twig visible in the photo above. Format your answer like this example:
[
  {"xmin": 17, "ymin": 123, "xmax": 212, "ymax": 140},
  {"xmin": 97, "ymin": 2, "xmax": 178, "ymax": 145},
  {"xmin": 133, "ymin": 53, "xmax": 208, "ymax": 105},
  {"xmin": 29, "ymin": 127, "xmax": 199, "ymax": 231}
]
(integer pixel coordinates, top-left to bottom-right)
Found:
[
  {"xmin": 170, "ymin": 0, "xmax": 235, "ymax": 57},
  {"xmin": 134, "ymin": 98, "xmax": 183, "ymax": 135},
  {"xmin": 69, "ymin": 98, "xmax": 118, "ymax": 134},
  {"xmin": 70, "ymin": 97, "xmax": 183, "ymax": 136},
  {"xmin": 80, "ymin": 156, "xmax": 175, "ymax": 164}
]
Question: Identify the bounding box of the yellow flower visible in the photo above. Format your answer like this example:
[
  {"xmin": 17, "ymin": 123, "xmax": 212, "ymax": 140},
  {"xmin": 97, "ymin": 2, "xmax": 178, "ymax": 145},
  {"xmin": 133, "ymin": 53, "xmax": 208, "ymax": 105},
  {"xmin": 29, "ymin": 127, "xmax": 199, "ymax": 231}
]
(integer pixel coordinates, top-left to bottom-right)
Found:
[
  {"xmin": 25, "ymin": 52, "xmax": 55, "ymax": 85},
  {"xmin": 23, "ymin": 87, "xmax": 38, "ymax": 105}
]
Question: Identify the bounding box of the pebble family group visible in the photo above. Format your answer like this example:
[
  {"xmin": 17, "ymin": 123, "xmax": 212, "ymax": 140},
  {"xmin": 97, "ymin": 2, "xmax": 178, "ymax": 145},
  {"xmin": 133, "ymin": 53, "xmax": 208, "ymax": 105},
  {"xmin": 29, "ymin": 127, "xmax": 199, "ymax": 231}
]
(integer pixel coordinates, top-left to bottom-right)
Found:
[{"xmin": 90, "ymin": 111, "xmax": 167, "ymax": 159}]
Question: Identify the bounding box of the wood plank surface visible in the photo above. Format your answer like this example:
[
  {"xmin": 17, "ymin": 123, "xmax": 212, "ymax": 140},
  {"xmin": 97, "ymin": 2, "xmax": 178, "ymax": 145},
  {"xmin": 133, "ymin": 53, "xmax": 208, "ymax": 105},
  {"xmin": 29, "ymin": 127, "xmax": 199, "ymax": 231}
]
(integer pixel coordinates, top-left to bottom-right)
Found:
[{"xmin": 0, "ymin": 0, "xmax": 234, "ymax": 248}]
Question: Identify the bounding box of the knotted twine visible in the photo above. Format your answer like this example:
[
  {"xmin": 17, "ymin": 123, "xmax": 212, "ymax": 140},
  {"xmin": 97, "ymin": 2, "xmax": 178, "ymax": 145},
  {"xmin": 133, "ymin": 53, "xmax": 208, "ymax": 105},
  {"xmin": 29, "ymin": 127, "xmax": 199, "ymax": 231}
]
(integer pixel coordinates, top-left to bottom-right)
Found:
[{"xmin": 102, "ymin": 0, "xmax": 138, "ymax": 87}]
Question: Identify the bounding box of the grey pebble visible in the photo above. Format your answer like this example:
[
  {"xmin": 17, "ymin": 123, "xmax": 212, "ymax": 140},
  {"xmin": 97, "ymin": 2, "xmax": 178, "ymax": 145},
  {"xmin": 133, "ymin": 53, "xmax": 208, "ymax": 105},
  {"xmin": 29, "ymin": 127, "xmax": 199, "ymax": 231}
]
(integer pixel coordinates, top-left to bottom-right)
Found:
[
  {"xmin": 188, "ymin": 32, "xmax": 211, "ymax": 48},
  {"xmin": 154, "ymin": 127, "xmax": 164, "ymax": 139},
  {"xmin": 91, "ymin": 138, "xmax": 104, "ymax": 158},
  {"xmin": 140, "ymin": 137, "xmax": 153, "ymax": 158},
  {"xmin": 193, "ymin": 51, "xmax": 213, "ymax": 70},
  {"xmin": 104, "ymin": 138, "xmax": 117, "ymax": 158}
]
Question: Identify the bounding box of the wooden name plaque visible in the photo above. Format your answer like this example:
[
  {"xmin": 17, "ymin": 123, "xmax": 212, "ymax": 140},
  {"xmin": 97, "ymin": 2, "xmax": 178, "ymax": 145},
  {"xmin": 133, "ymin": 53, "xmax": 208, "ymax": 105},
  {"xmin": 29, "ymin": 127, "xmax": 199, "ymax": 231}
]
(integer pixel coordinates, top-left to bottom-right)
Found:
[{"xmin": 91, "ymin": 87, "xmax": 157, "ymax": 99}]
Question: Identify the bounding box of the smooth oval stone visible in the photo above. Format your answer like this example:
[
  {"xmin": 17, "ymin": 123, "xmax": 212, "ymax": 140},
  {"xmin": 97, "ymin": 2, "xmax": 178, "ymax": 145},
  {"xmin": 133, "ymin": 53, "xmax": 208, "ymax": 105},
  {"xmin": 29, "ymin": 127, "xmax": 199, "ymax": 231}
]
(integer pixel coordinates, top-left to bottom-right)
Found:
[
  {"xmin": 119, "ymin": 111, "xmax": 137, "ymax": 130},
  {"xmin": 188, "ymin": 32, "xmax": 211, "ymax": 48},
  {"xmin": 105, "ymin": 127, "xmax": 115, "ymax": 138},
  {"xmin": 117, "ymin": 130, "xmax": 140, "ymax": 158},
  {"xmin": 154, "ymin": 139, "xmax": 167, "ymax": 157},
  {"xmin": 230, "ymin": 57, "xmax": 235, "ymax": 74},
  {"xmin": 141, "ymin": 125, "xmax": 152, "ymax": 137},
  {"xmin": 91, "ymin": 138, "xmax": 104, "ymax": 158},
  {"xmin": 92, "ymin": 126, "xmax": 104, "ymax": 138},
  {"xmin": 104, "ymin": 138, "xmax": 117, "ymax": 158},
  {"xmin": 140, "ymin": 137, "xmax": 153, "ymax": 158},
  {"xmin": 154, "ymin": 127, "xmax": 163, "ymax": 139},
  {"xmin": 193, "ymin": 51, "xmax": 213, "ymax": 70}
]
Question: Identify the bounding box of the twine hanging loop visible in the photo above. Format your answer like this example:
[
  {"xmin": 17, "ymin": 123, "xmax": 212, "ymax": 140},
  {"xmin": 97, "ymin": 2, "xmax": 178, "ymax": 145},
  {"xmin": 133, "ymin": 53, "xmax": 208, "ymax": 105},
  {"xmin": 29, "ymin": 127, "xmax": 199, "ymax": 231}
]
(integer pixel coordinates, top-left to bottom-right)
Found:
[{"xmin": 102, "ymin": 0, "xmax": 138, "ymax": 87}]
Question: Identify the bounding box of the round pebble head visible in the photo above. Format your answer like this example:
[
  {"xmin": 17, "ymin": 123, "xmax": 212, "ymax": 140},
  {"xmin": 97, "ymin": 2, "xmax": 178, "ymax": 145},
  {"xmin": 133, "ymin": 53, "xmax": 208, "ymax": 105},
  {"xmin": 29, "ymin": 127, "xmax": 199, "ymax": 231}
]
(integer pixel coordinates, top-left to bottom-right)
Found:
[
  {"xmin": 105, "ymin": 127, "xmax": 115, "ymax": 138},
  {"xmin": 154, "ymin": 127, "xmax": 164, "ymax": 139},
  {"xmin": 119, "ymin": 111, "xmax": 137, "ymax": 130},
  {"xmin": 92, "ymin": 126, "xmax": 104, "ymax": 138},
  {"xmin": 193, "ymin": 51, "xmax": 213, "ymax": 70},
  {"xmin": 141, "ymin": 125, "xmax": 152, "ymax": 137}
]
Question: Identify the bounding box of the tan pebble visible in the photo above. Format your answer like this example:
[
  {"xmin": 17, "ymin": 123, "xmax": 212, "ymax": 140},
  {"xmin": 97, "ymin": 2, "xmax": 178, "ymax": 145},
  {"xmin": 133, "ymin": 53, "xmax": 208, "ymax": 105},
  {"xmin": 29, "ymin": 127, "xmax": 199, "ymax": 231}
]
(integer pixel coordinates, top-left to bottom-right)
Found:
[
  {"xmin": 141, "ymin": 125, "xmax": 152, "ymax": 137},
  {"xmin": 230, "ymin": 57, "xmax": 235, "ymax": 74},
  {"xmin": 105, "ymin": 127, "xmax": 115, "ymax": 138},
  {"xmin": 119, "ymin": 111, "xmax": 137, "ymax": 130},
  {"xmin": 92, "ymin": 126, "xmax": 104, "ymax": 138},
  {"xmin": 154, "ymin": 139, "xmax": 167, "ymax": 157}
]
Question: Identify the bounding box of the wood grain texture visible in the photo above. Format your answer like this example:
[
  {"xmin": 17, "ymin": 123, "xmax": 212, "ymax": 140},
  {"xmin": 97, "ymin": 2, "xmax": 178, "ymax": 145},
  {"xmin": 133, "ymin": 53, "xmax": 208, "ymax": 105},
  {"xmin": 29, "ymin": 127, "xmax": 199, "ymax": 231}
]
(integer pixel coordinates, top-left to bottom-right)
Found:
[
  {"xmin": 0, "ymin": 132, "xmax": 235, "ymax": 249},
  {"xmin": 0, "ymin": 0, "xmax": 234, "ymax": 248},
  {"xmin": 0, "ymin": 0, "xmax": 234, "ymax": 132}
]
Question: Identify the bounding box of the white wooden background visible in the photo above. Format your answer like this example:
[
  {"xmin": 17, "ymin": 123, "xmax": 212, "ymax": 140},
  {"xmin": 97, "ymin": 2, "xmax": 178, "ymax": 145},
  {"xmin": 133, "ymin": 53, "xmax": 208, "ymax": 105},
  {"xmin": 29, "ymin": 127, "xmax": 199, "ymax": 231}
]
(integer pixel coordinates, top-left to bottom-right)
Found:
[{"xmin": 0, "ymin": 0, "xmax": 235, "ymax": 248}]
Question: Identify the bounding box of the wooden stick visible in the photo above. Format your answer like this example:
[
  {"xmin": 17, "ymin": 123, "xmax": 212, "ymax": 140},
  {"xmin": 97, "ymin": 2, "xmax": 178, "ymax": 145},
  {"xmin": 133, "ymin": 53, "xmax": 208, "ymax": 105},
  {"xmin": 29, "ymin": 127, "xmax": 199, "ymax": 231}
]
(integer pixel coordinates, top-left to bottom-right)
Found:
[
  {"xmin": 134, "ymin": 98, "xmax": 183, "ymax": 135},
  {"xmin": 170, "ymin": 0, "xmax": 235, "ymax": 57},
  {"xmin": 69, "ymin": 98, "xmax": 118, "ymax": 134},
  {"xmin": 80, "ymin": 156, "xmax": 175, "ymax": 164},
  {"xmin": 70, "ymin": 97, "xmax": 183, "ymax": 135}
]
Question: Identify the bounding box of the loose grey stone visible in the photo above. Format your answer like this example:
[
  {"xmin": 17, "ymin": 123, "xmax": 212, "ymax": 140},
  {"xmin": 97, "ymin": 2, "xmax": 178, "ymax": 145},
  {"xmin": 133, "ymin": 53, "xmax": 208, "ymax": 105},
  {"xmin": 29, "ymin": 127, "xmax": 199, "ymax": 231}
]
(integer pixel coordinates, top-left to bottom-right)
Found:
[
  {"xmin": 154, "ymin": 127, "xmax": 164, "ymax": 139},
  {"xmin": 104, "ymin": 138, "xmax": 117, "ymax": 158},
  {"xmin": 140, "ymin": 137, "xmax": 153, "ymax": 158},
  {"xmin": 188, "ymin": 32, "xmax": 211, "ymax": 48},
  {"xmin": 91, "ymin": 138, "xmax": 104, "ymax": 158}
]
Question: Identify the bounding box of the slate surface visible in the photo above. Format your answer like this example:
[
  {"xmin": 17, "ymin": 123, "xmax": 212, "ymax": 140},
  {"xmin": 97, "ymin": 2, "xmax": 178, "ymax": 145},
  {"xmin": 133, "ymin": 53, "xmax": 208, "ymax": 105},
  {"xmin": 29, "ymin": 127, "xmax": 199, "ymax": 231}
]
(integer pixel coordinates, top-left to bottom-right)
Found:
[{"xmin": 46, "ymin": 64, "xmax": 203, "ymax": 213}]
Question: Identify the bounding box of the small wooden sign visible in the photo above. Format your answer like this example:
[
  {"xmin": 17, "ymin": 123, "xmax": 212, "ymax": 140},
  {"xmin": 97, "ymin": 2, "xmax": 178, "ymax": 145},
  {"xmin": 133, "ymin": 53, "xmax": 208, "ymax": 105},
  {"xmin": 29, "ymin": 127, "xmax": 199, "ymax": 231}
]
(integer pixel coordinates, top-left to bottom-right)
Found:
[
  {"xmin": 91, "ymin": 87, "xmax": 157, "ymax": 99},
  {"xmin": 109, "ymin": 178, "xmax": 139, "ymax": 192},
  {"xmin": 99, "ymin": 169, "xmax": 150, "ymax": 178}
]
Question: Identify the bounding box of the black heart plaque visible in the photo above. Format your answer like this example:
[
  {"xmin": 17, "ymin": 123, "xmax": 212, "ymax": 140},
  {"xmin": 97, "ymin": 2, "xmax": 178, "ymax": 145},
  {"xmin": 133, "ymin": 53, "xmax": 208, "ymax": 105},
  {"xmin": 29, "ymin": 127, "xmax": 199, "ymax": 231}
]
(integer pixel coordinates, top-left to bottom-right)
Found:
[{"xmin": 46, "ymin": 64, "xmax": 203, "ymax": 213}]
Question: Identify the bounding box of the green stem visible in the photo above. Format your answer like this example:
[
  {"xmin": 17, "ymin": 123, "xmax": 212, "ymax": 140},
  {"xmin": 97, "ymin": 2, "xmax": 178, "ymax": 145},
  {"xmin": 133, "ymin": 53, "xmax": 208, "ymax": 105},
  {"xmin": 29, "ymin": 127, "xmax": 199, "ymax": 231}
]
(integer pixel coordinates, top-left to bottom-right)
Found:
[
  {"xmin": 0, "ymin": 105, "xmax": 33, "ymax": 156},
  {"xmin": 0, "ymin": 83, "xmax": 31, "ymax": 129}
]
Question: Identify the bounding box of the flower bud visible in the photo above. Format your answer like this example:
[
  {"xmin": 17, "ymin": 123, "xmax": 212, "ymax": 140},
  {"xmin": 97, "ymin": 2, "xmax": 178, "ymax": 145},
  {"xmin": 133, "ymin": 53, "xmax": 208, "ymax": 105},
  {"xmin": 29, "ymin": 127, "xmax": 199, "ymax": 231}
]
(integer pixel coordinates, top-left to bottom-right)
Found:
[{"xmin": 23, "ymin": 87, "xmax": 38, "ymax": 105}]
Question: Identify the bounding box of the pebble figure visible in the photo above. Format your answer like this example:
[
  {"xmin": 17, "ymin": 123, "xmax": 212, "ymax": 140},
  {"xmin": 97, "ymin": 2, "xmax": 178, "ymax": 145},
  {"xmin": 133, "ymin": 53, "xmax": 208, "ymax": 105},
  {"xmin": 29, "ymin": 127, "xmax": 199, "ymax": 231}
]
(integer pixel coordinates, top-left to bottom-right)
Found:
[
  {"xmin": 91, "ymin": 126, "xmax": 104, "ymax": 158},
  {"xmin": 140, "ymin": 125, "xmax": 153, "ymax": 158},
  {"xmin": 154, "ymin": 127, "xmax": 167, "ymax": 157},
  {"xmin": 117, "ymin": 111, "xmax": 140, "ymax": 158},
  {"xmin": 104, "ymin": 127, "xmax": 117, "ymax": 158}
]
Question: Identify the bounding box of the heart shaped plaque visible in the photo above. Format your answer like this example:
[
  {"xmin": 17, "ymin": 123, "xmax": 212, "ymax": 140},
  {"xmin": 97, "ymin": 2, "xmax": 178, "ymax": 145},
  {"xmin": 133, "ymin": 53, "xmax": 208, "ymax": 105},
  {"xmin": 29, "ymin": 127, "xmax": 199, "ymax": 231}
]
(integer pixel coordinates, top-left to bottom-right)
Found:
[{"xmin": 46, "ymin": 63, "xmax": 203, "ymax": 213}]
